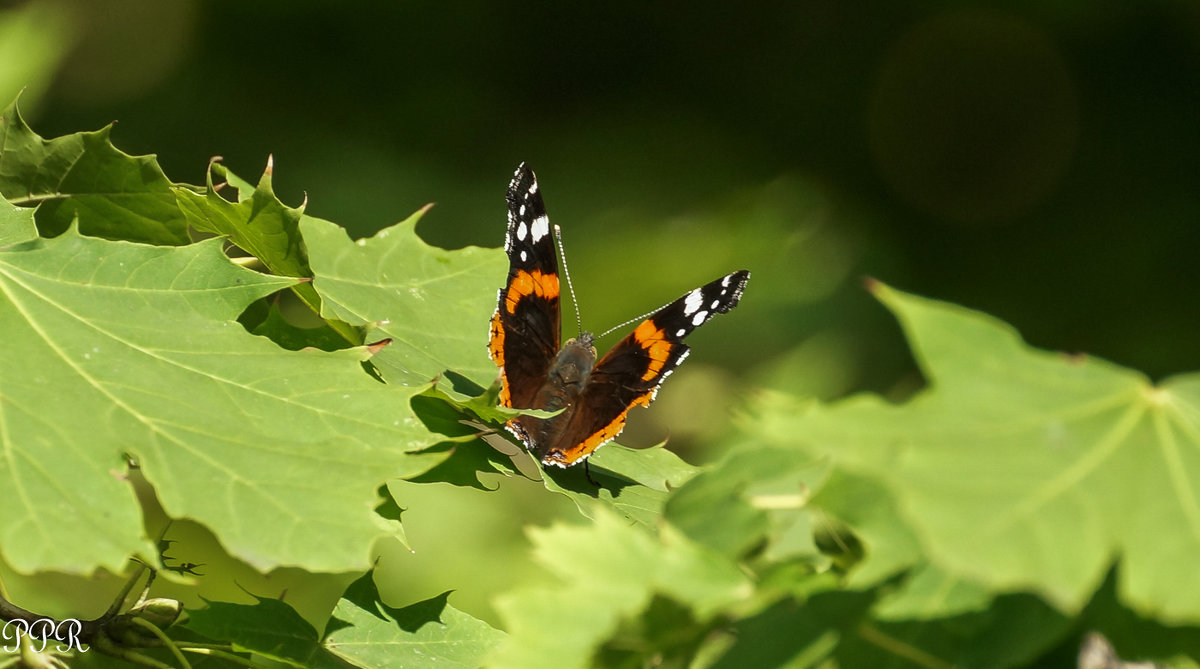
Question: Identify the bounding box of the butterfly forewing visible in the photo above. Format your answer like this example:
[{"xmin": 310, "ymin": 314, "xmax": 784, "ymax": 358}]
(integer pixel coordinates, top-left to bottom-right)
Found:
[{"xmin": 488, "ymin": 163, "xmax": 562, "ymax": 410}]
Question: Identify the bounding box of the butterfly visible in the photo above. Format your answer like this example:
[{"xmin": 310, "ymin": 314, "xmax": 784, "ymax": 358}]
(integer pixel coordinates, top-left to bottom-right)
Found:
[{"xmin": 488, "ymin": 163, "xmax": 750, "ymax": 467}]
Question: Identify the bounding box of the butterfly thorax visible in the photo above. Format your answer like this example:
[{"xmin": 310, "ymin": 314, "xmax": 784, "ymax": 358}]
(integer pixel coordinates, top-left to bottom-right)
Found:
[{"xmin": 518, "ymin": 333, "xmax": 597, "ymax": 455}]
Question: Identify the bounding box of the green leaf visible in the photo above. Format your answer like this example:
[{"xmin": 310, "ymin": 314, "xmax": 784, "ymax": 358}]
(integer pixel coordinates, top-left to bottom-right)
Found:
[
  {"xmin": 72, "ymin": 626, "xmax": 244, "ymax": 669},
  {"xmin": 664, "ymin": 444, "xmax": 824, "ymax": 560},
  {"xmin": 1079, "ymin": 568, "xmax": 1200, "ymax": 667},
  {"xmin": 183, "ymin": 596, "xmax": 348, "ymax": 669},
  {"xmin": 174, "ymin": 161, "xmax": 364, "ymax": 347},
  {"xmin": 211, "ymin": 160, "xmax": 256, "ymax": 199},
  {"xmin": 324, "ymin": 573, "xmax": 505, "ymax": 669},
  {"xmin": 587, "ymin": 441, "xmax": 700, "ymax": 491},
  {"xmin": 0, "ymin": 99, "xmax": 188, "ymax": 245},
  {"xmin": 251, "ymin": 302, "xmax": 351, "ymax": 352},
  {"xmin": 0, "ymin": 229, "xmax": 440, "ymax": 574},
  {"xmin": 302, "ymin": 211, "xmax": 507, "ymax": 387},
  {"xmin": 837, "ymin": 591, "xmax": 1070, "ymax": 669},
  {"xmin": 709, "ymin": 590, "xmax": 876, "ymax": 669},
  {"xmin": 0, "ymin": 196, "xmax": 36, "ymax": 246},
  {"xmin": 402, "ymin": 439, "xmax": 522, "ymax": 489},
  {"xmin": 174, "ymin": 158, "xmax": 309, "ymax": 278},
  {"xmin": 808, "ymin": 469, "xmax": 924, "ymax": 588},
  {"xmin": 491, "ymin": 506, "xmax": 751, "ymax": 669},
  {"xmin": 411, "ymin": 375, "xmax": 704, "ymax": 500},
  {"xmin": 410, "ymin": 376, "xmax": 525, "ymax": 436},
  {"xmin": 374, "ymin": 484, "xmax": 411, "ymax": 551},
  {"xmin": 759, "ymin": 283, "xmax": 1200, "ymax": 619},
  {"xmin": 539, "ymin": 447, "xmax": 681, "ymax": 528}
]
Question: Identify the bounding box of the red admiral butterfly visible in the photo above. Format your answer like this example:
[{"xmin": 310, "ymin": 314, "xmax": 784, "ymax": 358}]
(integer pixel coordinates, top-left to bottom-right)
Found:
[{"xmin": 488, "ymin": 163, "xmax": 750, "ymax": 467}]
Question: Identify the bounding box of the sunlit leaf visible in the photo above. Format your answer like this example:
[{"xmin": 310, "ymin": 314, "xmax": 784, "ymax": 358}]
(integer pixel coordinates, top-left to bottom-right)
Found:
[
  {"xmin": 302, "ymin": 212, "xmax": 506, "ymax": 387},
  {"xmin": 0, "ymin": 196, "xmax": 35, "ymax": 246},
  {"xmin": 759, "ymin": 283, "xmax": 1200, "ymax": 620},
  {"xmin": 0, "ymin": 228, "xmax": 438, "ymax": 574}
]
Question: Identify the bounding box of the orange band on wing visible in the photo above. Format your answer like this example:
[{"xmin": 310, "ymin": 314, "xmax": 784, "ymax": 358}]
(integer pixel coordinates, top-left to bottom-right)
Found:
[
  {"xmin": 544, "ymin": 391, "xmax": 655, "ymax": 466},
  {"xmin": 632, "ymin": 320, "xmax": 674, "ymax": 381},
  {"xmin": 505, "ymin": 269, "xmax": 559, "ymax": 314},
  {"xmin": 487, "ymin": 309, "xmax": 512, "ymax": 407}
]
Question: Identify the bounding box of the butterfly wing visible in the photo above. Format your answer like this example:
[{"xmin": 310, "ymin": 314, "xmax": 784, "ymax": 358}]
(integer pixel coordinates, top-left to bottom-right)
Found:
[
  {"xmin": 539, "ymin": 269, "xmax": 751, "ymax": 466},
  {"xmin": 488, "ymin": 163, "xmax": 562, "ymax": 410}
]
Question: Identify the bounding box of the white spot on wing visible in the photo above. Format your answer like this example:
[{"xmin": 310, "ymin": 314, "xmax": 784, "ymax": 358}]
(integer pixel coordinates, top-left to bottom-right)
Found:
[
  {"xmin": 530, "ymin": 215, "xmax": 550, "ymax": 242},
  {"xmin": 691, "ymin": 310, "xmax": 708, "ymax": 326},
  {"xmin": 520, "ymin": 250, "xmax": 528, "ymax": 262},
  {"xmin": 517, "ymin": 221, "xmax": 528, "ymax": 241},
  {"xmin": 659, "ymin": 349, "xmax": 690, "ymax": 384},
  {"xmin": 721, "ymin": 275, "xmax": 731, "ymax": 287},
  {"xmin": 529, "ymin": 181, "xmax": 539, "ymax": 194},
  {"xmin": 710, "ymin": 299, "xmax": 720, "ymax": 309},
  {"xmin": 519, "ymin": 204, "xmax": 526, "ymax": 216},
  {"xmin": 676, "ymin": 328, "xmax": 686, "ymax": 337},
  {"xmin": 683, "ymin": 288, "xmax": 703, "ymax": 315}
]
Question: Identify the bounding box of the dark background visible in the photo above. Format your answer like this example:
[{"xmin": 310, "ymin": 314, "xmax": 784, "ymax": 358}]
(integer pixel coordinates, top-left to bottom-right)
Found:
[{"xmin": 9, "ymin": 0, "xmax": 1200, "ymax": 398}]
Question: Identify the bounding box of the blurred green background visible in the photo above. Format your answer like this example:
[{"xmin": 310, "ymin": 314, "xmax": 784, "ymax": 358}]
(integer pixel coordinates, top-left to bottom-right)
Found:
[{"xmin": 3, "ymin": 0, "xmax": 1199, "ymax": 632}]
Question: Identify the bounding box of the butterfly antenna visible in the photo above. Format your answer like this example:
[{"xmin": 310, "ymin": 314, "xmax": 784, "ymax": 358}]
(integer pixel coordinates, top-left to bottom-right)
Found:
[
  {"xmin": 595, "ymin": 297, "xmax": 674, "ymax": 341},
  {"xmin": 554, "ymin": 224, "xmax": 585, "ymax": 338}
]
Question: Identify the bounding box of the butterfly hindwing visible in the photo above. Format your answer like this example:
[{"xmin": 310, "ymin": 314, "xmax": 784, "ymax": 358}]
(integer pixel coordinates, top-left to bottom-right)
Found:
[
  {"xmin": 488, "ymin": 163, "xmax": 561, "ymax": 410},
  {"xmin": 539, "ymin": 270, "xmax": 751, "ymax": 466}
]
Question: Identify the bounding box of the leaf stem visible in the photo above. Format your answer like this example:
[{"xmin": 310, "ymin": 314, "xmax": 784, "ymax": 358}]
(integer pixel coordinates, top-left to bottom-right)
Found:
[
  {"xmin": 128, "ymin": 617, "xmax": 191, "ymax": 669},
  {"xmin": 179, "ymin": 646, "xmax": 260, "ymax": 668},
  {"xmin": 4, "ymin": 192, "xmax": 71, "ymax": 206},
  {"xmin": 856, "ymin": 623, "xmax": 956, "ymax": 669}
]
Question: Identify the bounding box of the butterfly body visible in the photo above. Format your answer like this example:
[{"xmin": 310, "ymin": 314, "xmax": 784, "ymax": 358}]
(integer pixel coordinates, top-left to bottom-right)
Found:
[{"xmin": 488, "ymin": 163, "xmax": 749, "ymax": 467}]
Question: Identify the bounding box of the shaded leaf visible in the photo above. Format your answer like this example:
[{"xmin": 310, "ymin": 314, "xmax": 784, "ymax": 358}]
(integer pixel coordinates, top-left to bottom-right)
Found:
[
  {"xmin": 184, "ymin": 596, "xmax": 348, "ymax": 669},
  {"xmin": 709, "ymin": 590, "xmax": 876, "ymax": 669},
  {"xmin": 251, "ymin": 302, "xmax": 351, "ymax": 352},
  {"xmin": 1079, "ymin": 567, "xmax": 1200, "ymax": 667},
  {"xmin": 403, "ymin": 440, "xmax": 520, "ymax": 490},
  {"xmin": 324, "ymin": 573, "xmax": 505, "ymax": 669},
  {"xmin": 0, "ymin": 99, "xmax": 188, "ymax": 245},
  {"xmin": 541, "ymin": 451, "xmax": 673, "ymax": 528},
  {"xmin": 211, "ymin": 161, "xmax": 256, "ymax": 198},
  {"xmin": 835, "ymin": 590, "xmax": 1070, "ymax": 669},
  {"xmin": 808, "ymin": 469, "xmax": 924, "ymax": 588},
  {"xmin": 491, "ymin": 507, "xmax": 751, "ymax": 669}
]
